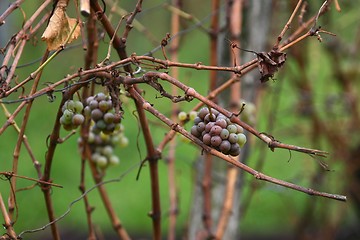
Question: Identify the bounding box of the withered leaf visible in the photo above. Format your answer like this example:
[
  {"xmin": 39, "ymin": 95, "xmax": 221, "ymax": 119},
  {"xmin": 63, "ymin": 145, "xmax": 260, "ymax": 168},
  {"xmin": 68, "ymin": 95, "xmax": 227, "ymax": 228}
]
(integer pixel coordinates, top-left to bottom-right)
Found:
[
  {"xmin": 41, "ymin": 6, "xmax": 81, "ymax": 51},
  {"xmin": 257, "ymin": 49, "xmax": 287, "ymax": 82}
]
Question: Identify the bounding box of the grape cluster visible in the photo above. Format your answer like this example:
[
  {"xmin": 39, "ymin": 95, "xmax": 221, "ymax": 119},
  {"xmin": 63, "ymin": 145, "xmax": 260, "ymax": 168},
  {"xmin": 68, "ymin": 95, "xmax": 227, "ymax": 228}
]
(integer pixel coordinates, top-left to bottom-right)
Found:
[
  {"xmin": 190, "ymin": 107, "xmax": 247, "ymax": 156},
  {"xmin": 84, "ymin": 92, "xmax": 121, "ymax": 135},
  {"xmin": 60, "ymin": 100, "xmax": 85, "ymax": 130},
  {"xmin": 87, "ymin": 124, "xmax": 128, "ymax": 169}
]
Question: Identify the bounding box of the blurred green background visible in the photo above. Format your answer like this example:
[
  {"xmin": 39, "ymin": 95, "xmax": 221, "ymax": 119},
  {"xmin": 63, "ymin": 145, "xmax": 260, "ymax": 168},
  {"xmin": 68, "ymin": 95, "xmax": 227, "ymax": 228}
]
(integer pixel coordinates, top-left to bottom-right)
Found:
[{"xmin": 1, "ymin": 0, "xmax": 359, "ymax": 239}]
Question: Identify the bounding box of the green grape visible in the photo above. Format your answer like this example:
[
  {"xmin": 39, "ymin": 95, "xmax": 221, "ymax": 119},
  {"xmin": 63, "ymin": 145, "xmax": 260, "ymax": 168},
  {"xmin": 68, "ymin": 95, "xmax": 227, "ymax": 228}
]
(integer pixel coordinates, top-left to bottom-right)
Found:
[
  {"xmin": 235, "ymin": 124, "xmax": 243, "ymax": 134},
  {"xmin": 66, "ymin": 100, "xmax": 75, "ymax": 111},
  {"xmin": 118, "ymin": 135, "xmax": 129, "ymax": 147},
  {"xmin": 102, "ymin": 145, "xmax": 113, "ymax": 157},
  {"xmin": 60, "ymin": 115, "xmax": 71, "ymax": 125},
  {"xmin": 228, "ymin": 133, "xmax": 238, "ymax": 144},
  {"xmin": 220, "ymin": 129, "xmax": 230, "ymax": 140},
  {"xmin": 178, "ymin": 111, "xmax": 187, "ymax": 121},
  {"xmin": 74, "ymin": 101, "xmax": 84, "ymax": 113},
  {"xmin": 96, "ymin": 155, "xmax": 108, "ymax": 168},
  {"xmin": 72, "ymin": 114, "xmax": 85, "ymax": 126},
  {"xmin": 62, "ymin": 123, "xmax": 73, "ymax": 131},
  {"xmin": 109, "ymin": 155, "xmax": 120, "ymax": 166},
  {"xmin": 99, "ymin": 100, "xmax": 110, "ymax": 112},
  {"xmin": 189, "ymin": 111, "xmax": 197, "ymax": 121},
  {"xmin": 227, "ymin": 124, "xmax": 237, "ymax": 133},
  {"xmin": 88, "ymin": 132, "xmax": 95, "ymax": 143},
  {"xmin": 91, "ymin": 153, "xmax": 101, "ymax": 162},
  {"xmin": 237, "ymin": 133, "xmax": 247, "ymax": 147},
  {"xmin": 63, "ymin": 109, "xmax": 74, "ymax": 122}
]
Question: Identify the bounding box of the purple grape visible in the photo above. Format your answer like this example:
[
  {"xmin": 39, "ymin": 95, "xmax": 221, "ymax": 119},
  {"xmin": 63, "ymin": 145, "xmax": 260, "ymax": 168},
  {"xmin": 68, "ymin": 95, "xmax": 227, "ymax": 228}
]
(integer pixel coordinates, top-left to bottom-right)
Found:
[
  {"xmin": 196, "ymin": 122, "xmax": 206, "ymax": 133},
  {"xmin": 191, "ymin": 125, "xmax": 201, "ymax": 138},
  {"xmin": 202, "ymin": 133, "xmax": 211, "ymax": 145},
  {"xmin": 205, "ymin": 122, "xmax": 215, "ymax": 133},
  {"xmin": 210, "ymin": 135, "xmax": 222, "ymax": 147},
  {"xmin": 91, "ymin": 109, "xmax": 103, "ymax": 121},
  {"xmin": 229, "ymin": 143, "xmax": 240, "ymax": 156},
  {"xmin": 198, "ymin": 107, "xmax": 209, "ymax": 119},
  {"xmin": 215, "ymin": 119, "xmax": 227, "ymax": 128},
  {"xmin": 209, "ymin": 125, "xmax": 222, "ymax": 136},
  {"xmin": 204, "ymin": 113, "xmax": 216, "ymax": 123},
  {"xmin": 219, "ymin": 140, "xmax": 231, "ymax": 153}
]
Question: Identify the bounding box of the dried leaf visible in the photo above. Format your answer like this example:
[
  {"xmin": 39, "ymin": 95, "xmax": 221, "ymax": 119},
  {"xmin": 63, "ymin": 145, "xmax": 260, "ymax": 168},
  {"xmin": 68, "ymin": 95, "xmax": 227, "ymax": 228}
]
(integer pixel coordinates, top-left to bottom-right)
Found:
[
  {"xmin": 257, "ymin": 50, "xmax": 287, "ymax": 82},
  {"xmin": 41, "ymin": 7, "xmax": 80, "ymax": 51}
]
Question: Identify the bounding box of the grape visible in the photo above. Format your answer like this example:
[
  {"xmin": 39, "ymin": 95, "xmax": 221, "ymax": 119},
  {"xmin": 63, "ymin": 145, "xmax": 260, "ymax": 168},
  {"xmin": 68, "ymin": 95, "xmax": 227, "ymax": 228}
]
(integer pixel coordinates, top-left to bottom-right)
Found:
[
  {"xmin": 96, "ymin": 120, "xmax": 106, "ymax": 130},
  {"xmin": 74, "ymin": 101, "xmax": 84, "ymax": 113},
  {"xmin": 215, "ymin": 119, "xmax": 227, "ymax": 128},
  {"xmin": 63, "ymin": 124, "xmax": 74, "ymax": 131},
  {"xmin": 72, "ymin": 114, "xmax": 85, "ymax": 126},
  {"xmin": 103, "ymin": 112, "xmax": 115, "ymax": 124},
  {"xmin": 91, "ymin": 109, "xmax": 103, "ymax": 121},
  {"xmin": 196, "ymin": 122, "xmax": 206, "ymax": 133},
  {"xmin": 178, "ymin": 111, "xmax": 187, "ymax": 121},
  {"xmin": 210, "ymin": 108, "xmax": 219, "ymax": 116},
  {"xmin": 235, "ymin": 124, "xmax": 243, "ymax": 133},
  {"xmin": 202, "ymin": 133, "xmax": 211, "ymax": 145},
  {"xmin": 227, "ymin": 124, "xmax": 237, "ymax": 133},
  {"xmin": 219, "ymin": 140, "xmax": 231, "ymax": 153},
  {"xmin": 63, "ymin": 109, "xmax": 74, "ymax": 121},
  {"xmin": 191, "ymin": 125, "xmax": 201, "ymax": 138},
  {"xmin": 210, "ymin": 136, "xmax": 222, "ymax": 147},
  {"xmin": 109, "ymin": 155, "xmax": 120, "ymax": 165},
  {"xmin": 91, "ymin": 153, "xmax": 101, "ymax": 162},
  {"xmin": 89, "ymin": 100, "xmax": 99, "ymax": 110},
  {"xmin": 204, "ymin": 113, "xmax": 216, "ymax": 123},
  {"xmin": 88, "ymin": 132, "xmax": 95, "ymax": 143},
  {"xmin": 229, "ymin": 143, "xmax": 240, "ymax": 156},
  {"xmin": 118, "ymin": 135, "xmax": 129, "ymax": 147},
  {"xmin": 189, "ymin": 111, "xmax": 197, "ymax": 121},
  {"xmin": 96, "ymin": 92, "xmax": 106, "ymax": 102},
  {"xmin": 99, "ymin": 100, "xmax": 110, "ymax": 112},
  {"xmin": 86, "ymin": 96, "xmax": 94, "ymax": 105},
  {"xmin": 209, "ymin": 125, "xmax": 222, "ymax": 136},
  {"xmin": 205, "ymin": 122, "xmax": 215, "ymax": 133},
  {"xmin": 228, "ymin": 133, "xmax": 238, "ymax": 144},
  {"xmin": 102, "ymin": 145, "xmax": 113, "ymax": 157},
  {"xmin": 237, "ymin": 133, "xmax": 247, "ymax": 147},
  {"xmin": 96, "ymin": 155, "xmax": 108, "ymax": 168},
  {"xmin": 198, "ymin": 107, "xmax": 209, "ymax": 119},
  {"xmin": 84, "ymin": 106, "xmax": 91, "ymax": 117},
  {"xmin": 220, "ymin": 129, "xmax": 230, "ymax": 140},
  {"xmin": 66, "ymin": 100, "xmax": 75, "ymax": 111},
  {"xmin": 190, "ymin": 107, "xmax": 247, "ymax": 155},
  {"xmin": 193, "ymin": 117, "xmax": 202, "ymax": 125},
  {"xmin": 60, "ymin": 115, "xmax": 70, "ymax": 125}
]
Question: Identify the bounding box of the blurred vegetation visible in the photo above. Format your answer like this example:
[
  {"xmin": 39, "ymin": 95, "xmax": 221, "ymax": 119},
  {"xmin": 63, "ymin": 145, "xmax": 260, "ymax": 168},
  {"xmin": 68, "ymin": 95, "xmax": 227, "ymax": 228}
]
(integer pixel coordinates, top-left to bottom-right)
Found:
[{"xmin": 1, "ymin": 0, "xmax": 359, "ymax": 239}]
